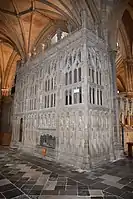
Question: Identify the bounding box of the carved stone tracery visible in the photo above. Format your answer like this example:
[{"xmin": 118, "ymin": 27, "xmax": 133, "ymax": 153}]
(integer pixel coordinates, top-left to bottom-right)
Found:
[{"xmin": 11, "ymin": 26, "xmax": 122, "ymax": 168}]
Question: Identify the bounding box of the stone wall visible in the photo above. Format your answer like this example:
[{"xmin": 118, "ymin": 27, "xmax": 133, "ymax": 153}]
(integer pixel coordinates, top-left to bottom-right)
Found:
[
  {"xmin": 0, "ymin": 96, "xmax": 13, "ymax": 133},
  {"xmin": 118, "ymin": 96, "xmax": 133, "ymax": 126},
  {"xmin": 11, "ymin": 28, "xmax": 120, "ymax": 169}
]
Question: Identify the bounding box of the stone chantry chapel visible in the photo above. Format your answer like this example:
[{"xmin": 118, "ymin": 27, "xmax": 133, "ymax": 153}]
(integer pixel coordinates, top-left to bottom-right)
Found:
[{"xmin": 0, "ymin": 0, "xmax": 133, "ymax": 170}]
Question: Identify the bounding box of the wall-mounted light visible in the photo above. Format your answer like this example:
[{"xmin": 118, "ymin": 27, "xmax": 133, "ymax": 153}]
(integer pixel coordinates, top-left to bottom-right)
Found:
[
  {"xmin": 28, "ymin": 52, "xmax": 31, "ymax": 57},
  {"xmin": 41, "ymin": 43, "xmax": 45, "ymax": 50},
  {"xmin": 1, "ymin": 88, "xmax": 10, "ymax": 96}
]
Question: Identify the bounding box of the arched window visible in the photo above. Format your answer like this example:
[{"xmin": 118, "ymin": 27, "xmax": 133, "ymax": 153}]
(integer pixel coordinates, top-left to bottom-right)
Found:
[
  {"xmin": 69, "ymin": 89, "xmax": 72, "ymax": 105},
  {"xmin": 69, "ymin": 71, "xmax": 72, "ymax": 84},
  {"xmin": 45, "ymin": 96, "xmax": 47, "ymax": 108},
  {"xmin": 73, "ymin": 53, "xmax": 76, "ymax": 63},
  {"xmin": 100, "ymin": 90, "xmax": 102, "ymax": 105},
  {"xmin": 74, "ymin": 69, "xmax": 77, "ymax": 83},
  {"xmin": 92, "ymin": 88, "xmax": 95, "ymax": 104},
  {"xmin": 78, "ymin": 50, "xmax": 81, "ymax": 62},
  {"xmin": 74, "ymin": 92, "xmax": 77, "ymax": 104},
  {"xmin": 96, "ymin": 56, "xmax": 98, "ymax": 67},
  {"xmin": 65, "ymin": 90, "xmax": 68, "ymax": 105},
  {"xmin": 65, "ymin": 72, "xmax": 68, "ymax": 85},
  {"xmin": 78, "ymin": 67, "xmax": 81, "ymax": 82},
  {"xmin": 97, "ymin": 90, "xmax": 99, "ymax": 105},
  {"xmin": 51, "ymin": 94, "xmax": 53, "ymax": 107},
  {"xmin": 54, "ymin": 93, "xmax": 56, "ymax": 107},
  {"xmin": 47, "ymin": 95, "xmax": 49, "ymax": 108},
  {"xmin": 69, "ymin": 55, "xmax": 72, "ymax": 65},
  {"xmin": 48, "ymin": 79, "xmax": 50, "ymax": 91},
  {"xmin": 100, "ymin": 72, "xmax": 102, "ymax": 85},
  {"xmin": 51, "ymin": 78, "xmax": 53, "ymax": 90},
  {"xmin": 54, "ymin": 76, "xmax": 56, "ymax": 89},
  {"xmin": 92, "ymin": 69, "xmax": 94, "ymax": 83},
  {"xmin": 79, "ymin": 87, "xmax": 82, "ymax": 103},
  {"xmin": 89, "ymin": 87, "xmax": 92, "ymax": 104},
  {"xmin": 45, "ymin": 80, "xmax": 47, "ymax": 92},
  {"xmin": 96, "ymin": 71, "xmax": 99, "ymax": 84},
  {"xmin": 88, "ymin": 50, "xmax": 90, "ymax": 60},
  {"xmin": 89, "ymin": 68, "xmax": 91, "ymax": 76}
]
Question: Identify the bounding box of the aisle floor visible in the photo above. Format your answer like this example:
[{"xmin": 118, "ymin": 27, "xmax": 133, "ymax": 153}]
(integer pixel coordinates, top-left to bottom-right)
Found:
[{"xmin": 0, "ymin": 149, "xmax": 133, "ymax": 199}]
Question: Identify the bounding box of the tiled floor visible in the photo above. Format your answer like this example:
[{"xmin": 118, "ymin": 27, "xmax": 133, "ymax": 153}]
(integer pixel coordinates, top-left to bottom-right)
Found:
[{"xmin": 0, "ymin": 149, "xmax": 133, "ymax": 198}]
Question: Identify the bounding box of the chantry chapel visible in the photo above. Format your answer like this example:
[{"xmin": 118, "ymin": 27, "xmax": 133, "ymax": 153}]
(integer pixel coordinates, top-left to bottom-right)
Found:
[{"xmin": 0, "ymin": 0, "xmax": 133, "ymax": 169}]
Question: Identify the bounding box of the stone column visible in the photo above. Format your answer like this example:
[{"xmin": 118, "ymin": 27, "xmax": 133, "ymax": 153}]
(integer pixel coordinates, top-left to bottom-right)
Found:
[
  {"xmin": 82, "ymin": 29, "xmax": 91, "ymax": 169},
  {"xmin": 56, "ymin": 28, "xmax": 62, "ymax": 41},
  {"xmin": 67, "ymin": 22, "xmax": 72, "ymax": 33},
  {"xmin": 81, "ymin": 9, "xmax": 87, "ymax": 29},
  {"xmin": 109, "ymin": 49, "xmax": 123, "ymax": 159},
  {"xmin": 55, "ymin": 54, "xmax": 62, "ymax": 160}
]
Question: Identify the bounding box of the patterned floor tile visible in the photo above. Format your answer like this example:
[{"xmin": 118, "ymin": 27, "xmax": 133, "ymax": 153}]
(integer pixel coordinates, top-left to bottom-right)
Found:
[
  {"xmin": 104, "ymin": 186, "xmax": 124, "ymax": 196},
  {"xmin": 29, "ymin": 196, "xmax": 39, "ymax": 199},
  {"xmin": 35, "ymin": 175, "xmax": 49, "ymax": 185},
  {"xmin": 102, "ymin": 180, "xmax": 124, "ymax": 189},
  {"xmin": 78, "ymin": 190, "xmax": 90, "ymax": 196},
  {"xmin": 29, "ymin": 189, "xmax": 42, "ymax": 195},
  {"xmin": 117, "ymin": 177, "xmax": 133, "ymax": 185},
  {"xmin": 89, "ymin": 190, "xmax": 103, "ymax": 197},
  {"xmin": 0, "ymin": 183, "xmax": 16, "ymax": 192},
  {"xmin": 0, "ymin": 193, "xmax": 5, "ymax": 198},
  {"xmin": 59, "ymin": 189, "xmax": 77, "ymax": 195},
  {"xmin": 121, "ymin": 185, "xmax": 133, "ymax": 192},
  {"xmin": 103, "ymin": 194, "xmax": 117, "ymax": 199},
  {"xmin": 126, "ymin": 181, "xmax": 133, "ymax": 188},
  {"xmin": 41, "ymin": 190, "xmax": 59, "ymax": 195},
  {"xmin": 39, "ymin": 196, "xmax": 87, "ymax": 199},
  {"xmin": 99, "ymin": 175, "xmax": 121, "ymax": 183},
  {"xmin": 13, "ymin": 195, "xmax": 30, "ymax": 199},
  {"xmin": 44, "ymin": 181, "xmax": 57, "ymax": 190},
  {"xmin": 49, "ymin": 173, "xmax": 58, "ymax": 181},
  {"xmin": 2, "ymin": 188, "xmax": 23, "ymax": 199},
  {"xmin": 89, "ymin": 182, "xmax": 109, "ymax": 190},
  {"xmin": 120, "ymin": 191, "xmax": 133, "ymax": 199},
  {"xmin": 1, "ymin": 149, "xmax": 133, "ymax": 199},
  {"xmin": 0, "ymin": 179, "xmax": 10, "ymax": 186}
]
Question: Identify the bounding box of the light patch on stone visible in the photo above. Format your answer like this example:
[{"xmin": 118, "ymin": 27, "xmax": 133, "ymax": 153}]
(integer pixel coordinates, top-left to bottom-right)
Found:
[
  {"xmin": 102, "ymin": 180, "xmax": 124, "ymax": 189},
  {"xmin": 89, "ymin": 189, "xmax": 103, "ymax": 197},
  {"xmin": 0, "ymin": 179, "xmax": 11, "ymax": 186},
  {"xmin": 100, "ymin": 174, "xmax": 121, "ymax": 183},
  {"xmin": 44, "ymin": 181, "xmax": 57, "ymax": 190}
]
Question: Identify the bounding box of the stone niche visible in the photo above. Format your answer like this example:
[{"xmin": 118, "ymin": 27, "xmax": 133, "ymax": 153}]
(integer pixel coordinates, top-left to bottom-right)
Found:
[{"xmin": 40, "ymin": 134, "xmax": 56, "ymax": 149}]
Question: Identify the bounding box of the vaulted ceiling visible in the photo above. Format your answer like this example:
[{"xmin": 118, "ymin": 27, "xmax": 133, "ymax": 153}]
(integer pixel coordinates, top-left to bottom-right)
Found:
[
  {"xmin": 116, "ymin": 0, "xmax": 133, "ymax": 96},
  {"xmin": 0, "ymin": 0, "xmax": 80, "ymax": 59},
  {"xmin": 0, "ymin": 0, "xmax": 132, "ymax": 97},
  {"xmin": 0, "ymin": 0, "xmax": 100, "ymax": 94}
]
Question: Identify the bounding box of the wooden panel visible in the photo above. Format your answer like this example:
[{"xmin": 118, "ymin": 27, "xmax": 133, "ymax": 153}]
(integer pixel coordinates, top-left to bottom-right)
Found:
[{"xmin": 0, "ymin": 132, "xmax": 12, "ymax": 146}]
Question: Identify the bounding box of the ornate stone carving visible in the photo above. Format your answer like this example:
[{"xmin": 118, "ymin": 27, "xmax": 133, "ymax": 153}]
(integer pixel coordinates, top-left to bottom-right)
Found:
[{"xmin": 11, "ymin": 27, "xmax": 121, "ymax": 168}]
